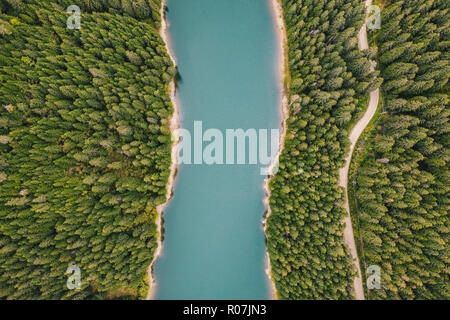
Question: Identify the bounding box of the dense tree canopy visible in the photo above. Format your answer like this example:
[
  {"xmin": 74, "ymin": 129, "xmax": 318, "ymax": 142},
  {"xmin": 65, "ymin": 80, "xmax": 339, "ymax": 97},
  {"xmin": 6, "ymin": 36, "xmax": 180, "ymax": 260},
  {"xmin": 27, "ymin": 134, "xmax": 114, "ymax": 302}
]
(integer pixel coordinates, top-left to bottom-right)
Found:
[
  {"xmin": 0, "ymin": 0, "xmax": 175, "ymax": 299},
  {"xmin": 1, "ymin": 0, "xmax": 163, "ymax": 28},
  {"xmin": 266, "ymin": 0, "xmax": 378, "ymax": 299},
  {"xmin": 354, "ymin": 0, "xmax": 449, "ymax": 299}
]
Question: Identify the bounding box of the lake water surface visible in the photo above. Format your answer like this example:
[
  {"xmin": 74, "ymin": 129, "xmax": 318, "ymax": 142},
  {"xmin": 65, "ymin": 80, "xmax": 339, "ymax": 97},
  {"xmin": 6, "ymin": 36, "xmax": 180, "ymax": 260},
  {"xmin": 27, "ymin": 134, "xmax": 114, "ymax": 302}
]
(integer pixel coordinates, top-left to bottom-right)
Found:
[{"xmin": 153, "ymin": 0, "xmax": 281, "ymax": 299}]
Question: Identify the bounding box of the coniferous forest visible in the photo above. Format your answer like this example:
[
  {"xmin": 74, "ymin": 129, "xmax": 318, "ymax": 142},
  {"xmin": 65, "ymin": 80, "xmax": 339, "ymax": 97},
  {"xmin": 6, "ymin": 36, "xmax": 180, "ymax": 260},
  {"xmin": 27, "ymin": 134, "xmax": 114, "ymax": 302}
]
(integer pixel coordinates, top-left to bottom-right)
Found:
[
  {"xmin": 0, "ymin": 0, "xmax": 175, "ymax": 299},
  {"xmin": 353, "ymin": 0, "xmax": 449, "ymax": 299},
  {"xmin": 0, "ymin": 0, "xmax": 448, "ymax": 302},
  {"xmin": 266, "ymin": 0, "xmax": 379, "ymax": 299}
]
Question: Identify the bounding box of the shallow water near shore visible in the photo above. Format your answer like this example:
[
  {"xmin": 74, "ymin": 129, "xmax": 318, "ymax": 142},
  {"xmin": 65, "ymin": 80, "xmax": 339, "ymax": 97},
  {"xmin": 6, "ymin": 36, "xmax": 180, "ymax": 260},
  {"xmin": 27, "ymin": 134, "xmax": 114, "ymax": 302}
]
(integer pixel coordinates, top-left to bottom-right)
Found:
[{"xmin": 153, "ymin": 0, "xmax": 281, "ymax": 299}]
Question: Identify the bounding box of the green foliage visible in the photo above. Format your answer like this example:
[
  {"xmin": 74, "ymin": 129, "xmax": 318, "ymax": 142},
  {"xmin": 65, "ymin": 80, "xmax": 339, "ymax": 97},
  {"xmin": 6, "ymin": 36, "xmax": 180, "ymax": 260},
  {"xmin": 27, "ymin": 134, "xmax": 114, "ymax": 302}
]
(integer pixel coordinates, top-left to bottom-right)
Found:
[
  {"xmin": 267, "ymin": 0, "xmax": 378, "ymax": 299},
  {"xmin": 0, "ymin": 0, "xmax": 162, "ymax": 28},
  {"xmin": 0, "ymin": 1, "xmax": 173, "ymax": 299},
  {"xmin": 354, "ymin": 0, "xmax": 449, "ymax": 299}
]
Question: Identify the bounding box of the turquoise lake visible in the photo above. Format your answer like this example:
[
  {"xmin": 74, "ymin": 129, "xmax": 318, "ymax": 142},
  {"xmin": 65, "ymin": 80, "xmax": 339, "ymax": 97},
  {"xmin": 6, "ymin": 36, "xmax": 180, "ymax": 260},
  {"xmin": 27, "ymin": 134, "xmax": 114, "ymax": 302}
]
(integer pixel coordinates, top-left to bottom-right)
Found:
[{"xmin": 153, "ymin": 0, "xmax": 281, "ymax": 299}]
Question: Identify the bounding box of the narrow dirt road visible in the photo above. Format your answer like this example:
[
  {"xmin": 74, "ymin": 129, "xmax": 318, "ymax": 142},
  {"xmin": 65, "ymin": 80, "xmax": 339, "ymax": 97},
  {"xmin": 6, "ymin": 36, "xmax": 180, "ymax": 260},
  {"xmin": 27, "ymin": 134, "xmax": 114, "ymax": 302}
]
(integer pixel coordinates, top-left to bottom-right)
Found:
[{"xmin": 339, "ymin": 0, "xmax": 380, "ymax": 300}]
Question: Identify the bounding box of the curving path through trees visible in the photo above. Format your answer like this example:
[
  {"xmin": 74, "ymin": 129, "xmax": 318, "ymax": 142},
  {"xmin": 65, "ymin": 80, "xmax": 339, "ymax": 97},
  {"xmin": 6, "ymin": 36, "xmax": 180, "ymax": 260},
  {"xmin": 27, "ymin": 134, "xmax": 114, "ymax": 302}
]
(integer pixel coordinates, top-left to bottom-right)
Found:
[{"xmin": 339, "ymin": 0, "xmax": 380, "ymax": 300}]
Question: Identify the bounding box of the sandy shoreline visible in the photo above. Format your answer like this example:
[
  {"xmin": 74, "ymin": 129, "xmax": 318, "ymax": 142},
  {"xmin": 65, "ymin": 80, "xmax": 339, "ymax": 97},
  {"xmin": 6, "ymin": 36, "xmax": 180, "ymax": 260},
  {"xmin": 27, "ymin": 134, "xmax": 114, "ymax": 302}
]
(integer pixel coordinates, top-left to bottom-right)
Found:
[
  {"xmin": 262, "ymin": 0, "xmax": 290, "ymax": 301},
  {"xmin": 147, "ymin": 0, "xmax": 289, "ymax": 300},
  {"xmin": 146, "ymin": 0, "xmax": 180, "ymax": 300}
]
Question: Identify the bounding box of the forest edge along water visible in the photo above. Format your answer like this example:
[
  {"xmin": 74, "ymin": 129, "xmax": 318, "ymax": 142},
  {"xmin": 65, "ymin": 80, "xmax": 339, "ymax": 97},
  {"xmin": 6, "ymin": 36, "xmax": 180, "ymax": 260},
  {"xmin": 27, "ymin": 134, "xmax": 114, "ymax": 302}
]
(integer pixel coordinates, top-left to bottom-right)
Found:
[{"xmin": 262, "ymin": 0, "xmax": 290, "ymax": 300}]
